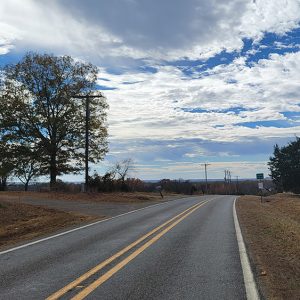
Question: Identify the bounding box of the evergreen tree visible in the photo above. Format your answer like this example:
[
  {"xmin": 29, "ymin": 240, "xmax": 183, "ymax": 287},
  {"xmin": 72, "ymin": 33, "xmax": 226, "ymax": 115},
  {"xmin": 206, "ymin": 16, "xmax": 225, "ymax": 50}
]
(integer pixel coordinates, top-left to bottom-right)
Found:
[{"xmin": 268, "ymin": 138, "xmax": 300, "ymax": 193}]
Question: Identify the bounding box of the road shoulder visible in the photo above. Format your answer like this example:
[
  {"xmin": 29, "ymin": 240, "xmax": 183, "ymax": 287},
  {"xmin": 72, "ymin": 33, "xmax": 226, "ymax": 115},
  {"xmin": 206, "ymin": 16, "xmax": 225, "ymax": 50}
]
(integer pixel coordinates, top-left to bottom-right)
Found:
[
  {"xmin": 236, "ymin": 194, "xmax": 300, "ymax": 300},
  {"xmin": 233, "ymin": 197, "xmax": 260, "ymax": 300}
]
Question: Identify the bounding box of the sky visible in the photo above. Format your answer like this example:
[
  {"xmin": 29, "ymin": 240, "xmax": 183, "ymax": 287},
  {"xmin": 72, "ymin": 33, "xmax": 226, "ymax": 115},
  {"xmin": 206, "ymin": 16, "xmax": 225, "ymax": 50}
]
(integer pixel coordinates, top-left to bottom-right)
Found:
[{"xmin": 1, "ymin": 0, "xmax": 300, "ymax": 181}]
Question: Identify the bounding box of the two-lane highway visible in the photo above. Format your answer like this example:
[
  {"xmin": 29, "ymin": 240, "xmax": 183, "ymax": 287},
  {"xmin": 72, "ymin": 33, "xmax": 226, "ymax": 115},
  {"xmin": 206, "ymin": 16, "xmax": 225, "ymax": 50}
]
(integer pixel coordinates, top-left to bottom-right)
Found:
[{"xmin": 0, "ymin": 195, "xmax": 247, "ymax": 299}]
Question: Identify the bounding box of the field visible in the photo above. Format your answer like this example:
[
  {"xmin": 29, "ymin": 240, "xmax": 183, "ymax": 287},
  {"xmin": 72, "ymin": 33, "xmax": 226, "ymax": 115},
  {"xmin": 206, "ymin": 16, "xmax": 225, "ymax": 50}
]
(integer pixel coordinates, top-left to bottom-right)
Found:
[
  {"xmin": 236, "ymin": 194, "xmax": 300, "ymax": 299},
  {"xmin": 0, "ymin": 200, "xmax": 97, "ymax": 250}
]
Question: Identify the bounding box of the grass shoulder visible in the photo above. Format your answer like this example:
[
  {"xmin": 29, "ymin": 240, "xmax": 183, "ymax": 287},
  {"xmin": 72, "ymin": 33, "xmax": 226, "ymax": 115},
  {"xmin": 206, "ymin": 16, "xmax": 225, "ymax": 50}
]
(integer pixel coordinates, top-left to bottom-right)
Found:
[
  {"xmin": 0, "ymin": 191, "xmax": 183, "ymax": 203},
  {"xmin": 236, "ymin": 194, "xmax": 300, "ymax": 299},
  {"xmin": 0, "ymin": 200, "xmax": 98, "ymax": 251}
]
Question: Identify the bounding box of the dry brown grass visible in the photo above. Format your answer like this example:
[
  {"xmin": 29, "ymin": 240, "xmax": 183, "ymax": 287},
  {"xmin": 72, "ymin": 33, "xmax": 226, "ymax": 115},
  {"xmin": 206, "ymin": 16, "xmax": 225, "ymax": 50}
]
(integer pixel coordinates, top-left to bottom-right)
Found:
[
  {"xmin": 0, "ymin": 191, "xmax": 174, "ymax": 203},
  {"xmin": 0, "ymin": 200, "xmax": 98, "ymax": 250},
  {"xmin": 236, "ymin": 194, "xmax": 300, "ymax": 300},
  {"xmin": 0, "ymin": 191, "xmax": 184, "ymax": 250}
]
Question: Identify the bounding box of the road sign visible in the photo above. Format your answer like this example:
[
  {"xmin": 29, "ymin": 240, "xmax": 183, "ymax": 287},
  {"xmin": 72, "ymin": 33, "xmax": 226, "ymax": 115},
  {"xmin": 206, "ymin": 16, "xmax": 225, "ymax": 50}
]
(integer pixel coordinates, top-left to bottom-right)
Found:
[
  {"xmin": 256, "ymin": 173, "xmax": 264, "ymax": 180},
  {"xmin": 258, "ymin": 182, "xmax": 264, "ymax": 189}
]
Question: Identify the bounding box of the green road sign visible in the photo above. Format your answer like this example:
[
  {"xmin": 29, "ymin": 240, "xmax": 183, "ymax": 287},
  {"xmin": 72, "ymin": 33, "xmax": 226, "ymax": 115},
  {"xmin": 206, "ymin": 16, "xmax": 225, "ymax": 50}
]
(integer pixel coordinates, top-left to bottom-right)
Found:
[{"xmin": 256, "ymin": 173, "xmax": 264, "ymax": 180}]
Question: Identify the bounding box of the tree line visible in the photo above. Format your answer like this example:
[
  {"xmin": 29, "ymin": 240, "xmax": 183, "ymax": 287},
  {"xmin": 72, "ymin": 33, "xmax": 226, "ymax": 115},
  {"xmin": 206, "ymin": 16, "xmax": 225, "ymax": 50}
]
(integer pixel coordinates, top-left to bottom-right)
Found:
[
  {"xmin": 269, "ymin": 137, "xmax": 300, "ymax": 194},
  {"xmin": 0, "ymin": 53, "xmax": 108, "ymax": 191}
]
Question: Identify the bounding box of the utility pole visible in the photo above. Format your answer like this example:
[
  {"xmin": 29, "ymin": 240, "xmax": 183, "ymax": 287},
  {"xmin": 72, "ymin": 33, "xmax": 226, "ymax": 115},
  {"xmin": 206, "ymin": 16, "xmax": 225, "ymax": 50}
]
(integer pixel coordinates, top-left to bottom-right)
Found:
[
  {"xmin": 85, "ymin": 96, "xmax": 90, "ymax": 192},
  {"xmin": 229, "ymin": 170, "xmax": 231, "ymax": 194},
  {"xmin": 224, "ymin": 169, "xmax": 231, "ymax": 194},
  {"xmin": 224, "ymin": 170, "xmax": 227, "ymax": 194},
  {"xmin": 201, "ymin": 163, "xmax": 210, "ymax": 194},
  {"xmin": 72, "ymin": 93, "xmax": 103, "ymax": 192},
  {"xmin": 236, "ymin": 176, "xmax": 239, "ymax": 195}
]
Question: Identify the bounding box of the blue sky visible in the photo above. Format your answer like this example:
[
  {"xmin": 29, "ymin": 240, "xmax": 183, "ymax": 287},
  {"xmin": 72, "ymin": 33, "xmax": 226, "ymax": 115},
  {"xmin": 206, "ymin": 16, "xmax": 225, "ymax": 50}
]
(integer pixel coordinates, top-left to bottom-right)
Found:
[{"xmin": 1, "ymin": 0, "xmax": 300, "ymax": 180}]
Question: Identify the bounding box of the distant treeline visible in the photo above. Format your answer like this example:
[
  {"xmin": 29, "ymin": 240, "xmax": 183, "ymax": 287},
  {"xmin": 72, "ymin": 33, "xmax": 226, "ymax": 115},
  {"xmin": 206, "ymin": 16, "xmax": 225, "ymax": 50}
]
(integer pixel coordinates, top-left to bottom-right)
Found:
[{"xmin": 7, "ymin": 177, "xmax": 274, "ymax": 196}]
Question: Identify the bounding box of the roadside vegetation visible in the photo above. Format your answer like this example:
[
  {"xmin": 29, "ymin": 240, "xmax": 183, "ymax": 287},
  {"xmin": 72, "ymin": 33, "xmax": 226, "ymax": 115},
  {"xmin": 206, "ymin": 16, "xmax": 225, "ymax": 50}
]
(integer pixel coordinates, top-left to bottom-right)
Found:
[
  {"xmin": 0, "ymin": 199, "xmax": 97, "ymax": 250},
  {"xmin": 0, "ymin": 191, "xmax": 176, "ymax": 204},
  {"xmin": 236, "ymin": 194, "xmax": 300, "ymax": 299}
]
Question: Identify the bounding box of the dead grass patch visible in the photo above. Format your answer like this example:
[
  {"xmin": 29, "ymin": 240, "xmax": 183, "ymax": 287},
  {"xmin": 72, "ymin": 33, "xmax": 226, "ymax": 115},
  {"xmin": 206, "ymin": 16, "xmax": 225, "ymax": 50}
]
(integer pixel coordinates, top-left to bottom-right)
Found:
[
  {"xmin": 236, "ymin": 194, "xmax": 300, "ymax": 300},
  {"xmin": 0, "ymin": 200, "xmax": 98, "ymax": 250},
  {"xmin": 0, "ymin": 191, "xmax": 175, "ymax": 203}
]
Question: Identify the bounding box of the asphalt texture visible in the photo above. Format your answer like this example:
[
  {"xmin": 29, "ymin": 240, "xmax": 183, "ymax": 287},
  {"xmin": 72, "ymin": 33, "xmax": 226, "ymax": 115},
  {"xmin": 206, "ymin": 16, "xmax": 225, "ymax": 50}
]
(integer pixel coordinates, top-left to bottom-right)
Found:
[{"xmin": 0, "ymin": 195, "xmax": 246, "ymax": 300}]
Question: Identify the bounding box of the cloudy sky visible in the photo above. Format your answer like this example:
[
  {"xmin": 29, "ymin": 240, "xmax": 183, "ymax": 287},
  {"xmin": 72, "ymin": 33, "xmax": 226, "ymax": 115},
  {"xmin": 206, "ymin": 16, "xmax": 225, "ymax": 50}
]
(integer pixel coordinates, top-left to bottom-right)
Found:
[{"xmin": 1, "ymin": 0, "xmax": 300, "ymax": 180}]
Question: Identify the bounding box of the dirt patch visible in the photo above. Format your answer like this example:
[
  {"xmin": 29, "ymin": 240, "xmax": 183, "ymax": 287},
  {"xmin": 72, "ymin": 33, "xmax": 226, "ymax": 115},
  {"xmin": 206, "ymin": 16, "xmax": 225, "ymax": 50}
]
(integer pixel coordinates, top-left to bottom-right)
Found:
[
  {"xmin": 0, "ymin": 200, "xmax": 98, "ymax": 251},
  {"xmin": 236, "ymin": 194, "xmax": 300, "ymax": 300}
]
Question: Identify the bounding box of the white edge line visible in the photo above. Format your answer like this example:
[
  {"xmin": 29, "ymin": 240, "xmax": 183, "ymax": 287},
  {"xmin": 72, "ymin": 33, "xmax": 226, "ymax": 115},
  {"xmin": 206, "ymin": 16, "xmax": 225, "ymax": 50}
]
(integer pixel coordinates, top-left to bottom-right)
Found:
[
  {"xmin": 233, "ymin": 197, "xmax": 260, "ymax": 300},
  {"xmin": 0, "ymin": 196, "xmax": 197, "ymax": 256}
]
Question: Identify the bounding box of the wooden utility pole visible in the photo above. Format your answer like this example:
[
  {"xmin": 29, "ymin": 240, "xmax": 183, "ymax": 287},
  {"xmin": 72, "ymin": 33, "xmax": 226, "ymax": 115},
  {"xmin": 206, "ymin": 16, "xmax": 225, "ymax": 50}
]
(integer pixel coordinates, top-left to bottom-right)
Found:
[
  {"xmin": 201, "ymin": 163, "xmax": 211, "ymax": 194},
  {"xmin": 85, "ymin": 96, "xmax": 90, "ymax": 192},
  {"xmin": 235, "ymin": 176, "xmax": 239, "ymax": 195},
  {"xmin": 224, "ymin": 170, "xmax": 227, "ymax": 194},
  {"xmin": 224, "ymin": 169, "xmax": 231, "ymax": 194},
  {"xmin": 72, "ymin": 94, "xmax": 103, "ymax": 192}
]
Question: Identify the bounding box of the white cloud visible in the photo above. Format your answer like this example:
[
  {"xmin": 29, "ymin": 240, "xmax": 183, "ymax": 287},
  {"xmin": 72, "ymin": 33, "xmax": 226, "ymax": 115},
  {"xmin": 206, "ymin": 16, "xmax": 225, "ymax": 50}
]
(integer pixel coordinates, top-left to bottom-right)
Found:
[
  {"xmin": 241, "ymin": 0, "xmax": 300, "ymax": 40},
  {"xmin": 0, "ymin": 0, "xmax": 300, "ymax": 61},
  {"xmin": 99, "ymin": 50, "xmax": 300, "ymax": 145},
  {"xmin": 131, "ymin": 160, "xmax": 269, "ymax": 180},
  {"xmin": 0, "ymin": 0, "xmax": 123, "ymax": 59}
]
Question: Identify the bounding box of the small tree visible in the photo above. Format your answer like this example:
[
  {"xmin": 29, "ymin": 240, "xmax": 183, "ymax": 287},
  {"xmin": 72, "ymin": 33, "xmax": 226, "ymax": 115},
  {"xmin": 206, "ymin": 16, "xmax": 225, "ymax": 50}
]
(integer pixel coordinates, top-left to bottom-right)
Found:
[
  {"xmin": 113, "ymin": 159, "xmax": 134, "ymax": 191},
  {"xmin": 13, "ymin": 145, "xmax": 43, "ymax": 191}
]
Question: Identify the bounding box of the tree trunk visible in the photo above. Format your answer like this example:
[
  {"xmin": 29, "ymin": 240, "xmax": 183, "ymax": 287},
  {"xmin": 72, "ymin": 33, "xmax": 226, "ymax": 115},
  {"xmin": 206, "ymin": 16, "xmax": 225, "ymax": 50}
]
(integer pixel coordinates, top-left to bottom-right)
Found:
[
  {"xmin": 24, "ymin": 181, "xmax": 29, "ymax": 191},
  {"xmin": 50, "ymin": 153, "xmax": 57, "ymax": 189},
  {"xmin": 0, "ymin": 177, "xmax": 7, "ymax": 191}
]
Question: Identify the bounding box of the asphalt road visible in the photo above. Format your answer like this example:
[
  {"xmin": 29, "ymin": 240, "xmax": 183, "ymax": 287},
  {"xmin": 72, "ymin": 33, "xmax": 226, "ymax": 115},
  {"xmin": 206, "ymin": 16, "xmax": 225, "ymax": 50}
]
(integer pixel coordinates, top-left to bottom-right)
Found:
[{"xmin": 0, "ymin": 195, "xmax": 246, "ymax": 299}]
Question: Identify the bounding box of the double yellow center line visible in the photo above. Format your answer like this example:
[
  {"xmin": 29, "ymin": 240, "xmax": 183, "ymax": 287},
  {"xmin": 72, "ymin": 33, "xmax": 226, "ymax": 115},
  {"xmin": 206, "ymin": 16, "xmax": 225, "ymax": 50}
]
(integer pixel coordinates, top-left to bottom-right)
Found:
[{"xmin": 47, "ymin": 199, "xmax": 211, "ymax": 300}]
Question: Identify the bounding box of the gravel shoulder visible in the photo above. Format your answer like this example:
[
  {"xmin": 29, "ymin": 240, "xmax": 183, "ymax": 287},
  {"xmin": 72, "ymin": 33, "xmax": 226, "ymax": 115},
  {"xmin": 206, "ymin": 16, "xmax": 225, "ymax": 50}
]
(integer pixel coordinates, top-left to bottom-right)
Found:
[{"xmin": 236, "ymin": 194, "xmax": 300, "ymax": 300}]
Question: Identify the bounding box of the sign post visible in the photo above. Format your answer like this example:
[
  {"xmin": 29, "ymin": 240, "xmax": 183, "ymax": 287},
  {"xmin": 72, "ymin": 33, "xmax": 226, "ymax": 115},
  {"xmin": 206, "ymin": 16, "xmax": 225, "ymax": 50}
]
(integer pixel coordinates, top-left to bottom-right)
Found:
[
  {"xmin": 258, "ymin": 182, "xmax": 264, "ymax": 190},
  {"xmin": 256, "ymin": 173, "xmax": 264, "ymax": 203},
  {"xmin": 256, "ymin": 173, "xmax": 264, "ymax": 180}
]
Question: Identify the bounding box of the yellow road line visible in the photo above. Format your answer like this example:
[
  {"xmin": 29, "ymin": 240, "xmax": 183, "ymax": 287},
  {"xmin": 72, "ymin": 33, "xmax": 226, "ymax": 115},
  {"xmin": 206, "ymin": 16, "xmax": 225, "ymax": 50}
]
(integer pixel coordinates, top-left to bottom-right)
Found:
[
  {"xmin": 46, "ymin": 200, "xmax": 205, "ymax": 300},
  {"xmin": 71, "ymin": 200, "xmax": 210, "ymax": 300}
]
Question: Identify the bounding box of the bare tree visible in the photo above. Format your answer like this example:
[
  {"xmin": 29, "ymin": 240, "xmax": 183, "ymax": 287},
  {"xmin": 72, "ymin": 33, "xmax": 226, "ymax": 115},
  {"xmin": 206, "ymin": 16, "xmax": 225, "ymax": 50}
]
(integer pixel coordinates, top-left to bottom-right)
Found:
[
  {"xmin": 114, "ymin": 159, "xmax": 134, "ymax": 182},
  {"xmin": 111, "ymin": 159, "xmax": 134, "ymax": 191}
]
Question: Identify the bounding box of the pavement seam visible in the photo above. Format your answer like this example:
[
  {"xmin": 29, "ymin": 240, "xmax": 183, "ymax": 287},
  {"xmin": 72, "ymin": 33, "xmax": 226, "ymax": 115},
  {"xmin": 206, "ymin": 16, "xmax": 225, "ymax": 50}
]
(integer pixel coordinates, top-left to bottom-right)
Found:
[
  {"xmin": 0, "ymin": 196, "xmax": 198, "ymax": 256},
  {"xmin": 233, "ymin": 197, "xmax": 260, "ymax": 300}
]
